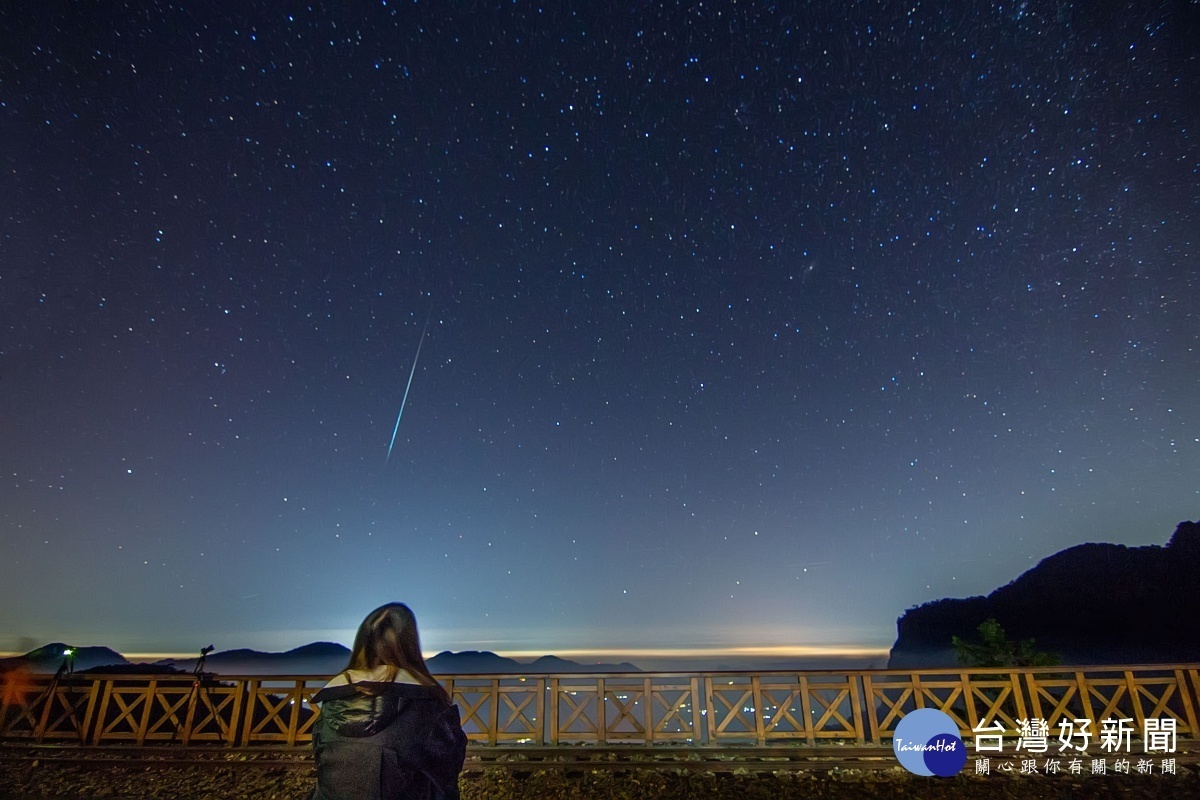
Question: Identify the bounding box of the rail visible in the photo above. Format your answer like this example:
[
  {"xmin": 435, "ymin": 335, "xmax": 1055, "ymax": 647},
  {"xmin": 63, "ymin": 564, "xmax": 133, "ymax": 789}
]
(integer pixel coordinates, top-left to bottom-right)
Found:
[{"xmin": 2, "ymin": 664, "xmax": 1197, "ymax": 749}]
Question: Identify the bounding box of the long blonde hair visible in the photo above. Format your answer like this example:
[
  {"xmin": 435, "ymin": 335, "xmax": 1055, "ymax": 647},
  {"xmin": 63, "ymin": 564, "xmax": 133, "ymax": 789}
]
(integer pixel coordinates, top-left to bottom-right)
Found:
[{"xmin": 342, "ymin": 603, "xmax": 448, "ymax": 702}]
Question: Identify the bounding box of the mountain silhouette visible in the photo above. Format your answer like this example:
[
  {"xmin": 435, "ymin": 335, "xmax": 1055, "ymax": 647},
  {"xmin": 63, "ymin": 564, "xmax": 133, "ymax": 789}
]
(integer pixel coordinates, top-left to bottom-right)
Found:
[
  {"xmin": 525, "ymin": 654, "xmax": 640, "ymax": 673},
  {"xmin": 889, "ymin": 520, "xmax": 1200, "ymax": 668},
  {"xmin": 2, "ymin": 643, "xmax": 642, "ymax": 676},
  {"xmin": 159, "ymin": 642, "xmax": 352, "ymax": 675},
  {"xmin": 0, "ymin": 642, "xmax": 129, "ymax": 674}
]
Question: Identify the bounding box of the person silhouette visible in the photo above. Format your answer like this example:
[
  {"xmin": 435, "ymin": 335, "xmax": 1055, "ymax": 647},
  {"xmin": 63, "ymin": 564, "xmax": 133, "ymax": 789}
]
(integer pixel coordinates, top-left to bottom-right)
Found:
[{"xmin": 311, "ymin": 603, "xmax": 466, "ymax": 800}]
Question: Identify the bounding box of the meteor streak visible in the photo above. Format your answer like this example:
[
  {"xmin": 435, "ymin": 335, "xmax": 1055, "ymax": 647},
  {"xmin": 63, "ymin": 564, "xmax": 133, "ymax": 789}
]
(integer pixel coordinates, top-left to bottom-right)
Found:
[{"xmin": 386, "ymin": 307, "xmax": 432, "ymax": 464}]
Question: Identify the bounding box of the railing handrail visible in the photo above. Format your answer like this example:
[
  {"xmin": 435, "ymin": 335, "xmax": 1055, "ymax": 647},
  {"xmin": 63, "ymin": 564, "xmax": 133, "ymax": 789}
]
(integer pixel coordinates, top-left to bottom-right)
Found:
[{"xmin": 4, "ymin": 664, "xmax": 1198, "ymax": 749}]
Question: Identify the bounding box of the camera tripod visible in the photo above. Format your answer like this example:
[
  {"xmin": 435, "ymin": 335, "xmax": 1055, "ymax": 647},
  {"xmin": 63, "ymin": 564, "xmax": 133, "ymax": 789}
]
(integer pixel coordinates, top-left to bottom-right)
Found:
[
  {"xmin": 170, "ymin": 644, "xmax": 218, "ymax": 743},
  {"xmin": 28, "ymin": 648, "xmax": 83, "ymax": 740}
]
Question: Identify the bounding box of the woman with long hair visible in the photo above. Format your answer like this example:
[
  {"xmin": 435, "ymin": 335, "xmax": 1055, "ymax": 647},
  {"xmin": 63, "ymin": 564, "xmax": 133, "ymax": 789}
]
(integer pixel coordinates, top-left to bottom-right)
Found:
[{"xmin": 311, "ymin": 603, "xmax": 466, "ymax": 800}]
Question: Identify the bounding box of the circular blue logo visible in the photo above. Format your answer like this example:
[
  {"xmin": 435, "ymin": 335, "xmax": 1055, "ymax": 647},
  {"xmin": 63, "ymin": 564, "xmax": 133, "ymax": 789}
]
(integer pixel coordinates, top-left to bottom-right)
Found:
[{"xmin": 892, "ymin": 708, "xmax": 966, "ymax": 777}]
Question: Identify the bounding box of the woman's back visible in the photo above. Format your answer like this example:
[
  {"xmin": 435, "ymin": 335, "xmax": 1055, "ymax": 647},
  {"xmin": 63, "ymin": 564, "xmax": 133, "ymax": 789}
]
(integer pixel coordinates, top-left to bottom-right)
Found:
[
  {"xmin": 311, "ymin": 603, "xmax": 466, "ymax": 800},
  {"xmin": 311, "ymin": 677, "xmax": 465, "ymax": 800}
]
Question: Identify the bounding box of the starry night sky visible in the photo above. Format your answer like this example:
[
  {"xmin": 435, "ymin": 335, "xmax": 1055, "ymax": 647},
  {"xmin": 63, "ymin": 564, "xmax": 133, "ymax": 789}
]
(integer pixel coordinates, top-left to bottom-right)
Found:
[{"xmin": 2, "ymin": 2, "xmax": 1197, "ymax": 660}]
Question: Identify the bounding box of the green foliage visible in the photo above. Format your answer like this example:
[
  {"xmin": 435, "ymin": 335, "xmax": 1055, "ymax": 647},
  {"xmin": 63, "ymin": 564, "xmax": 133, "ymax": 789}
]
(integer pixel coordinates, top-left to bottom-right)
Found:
[{"xmin": 952, "ymin": 618, "xmax": 1060, "ymax": 668}]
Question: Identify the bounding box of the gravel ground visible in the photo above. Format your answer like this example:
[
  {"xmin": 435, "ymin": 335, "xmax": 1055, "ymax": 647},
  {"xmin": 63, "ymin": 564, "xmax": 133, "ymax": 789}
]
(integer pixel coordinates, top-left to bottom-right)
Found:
[{"xmin": 1, "ymin": 759, "xmax": 1199, "ymax": 800}]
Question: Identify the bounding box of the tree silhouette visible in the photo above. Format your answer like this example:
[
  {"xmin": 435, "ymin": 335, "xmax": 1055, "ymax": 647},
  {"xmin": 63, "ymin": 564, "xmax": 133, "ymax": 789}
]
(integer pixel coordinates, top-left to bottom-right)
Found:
[{"xmin": 952, "ymin": 619, "xmax": 1059, "ymax": 668}]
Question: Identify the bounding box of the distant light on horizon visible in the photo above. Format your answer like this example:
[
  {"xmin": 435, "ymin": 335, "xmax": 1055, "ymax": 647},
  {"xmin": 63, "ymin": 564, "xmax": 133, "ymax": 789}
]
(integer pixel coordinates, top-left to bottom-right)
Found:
[{"xmin": 492, "ymin": 644, "xmax": 892, "ymax": 661}]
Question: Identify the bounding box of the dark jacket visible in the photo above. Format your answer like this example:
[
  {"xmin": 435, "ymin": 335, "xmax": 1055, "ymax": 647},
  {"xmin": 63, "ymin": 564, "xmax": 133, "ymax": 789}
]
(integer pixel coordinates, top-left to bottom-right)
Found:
[{"xmin": 311, "ymin": 681, "xmax": 466, "ymax": 800}]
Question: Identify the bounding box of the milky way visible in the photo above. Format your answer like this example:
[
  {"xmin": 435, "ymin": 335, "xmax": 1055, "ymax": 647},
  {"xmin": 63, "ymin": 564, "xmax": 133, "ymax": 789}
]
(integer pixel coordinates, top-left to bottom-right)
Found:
[{"xmin": 1, "ymin": 2, "xmax": 1196, "ymax": 657}]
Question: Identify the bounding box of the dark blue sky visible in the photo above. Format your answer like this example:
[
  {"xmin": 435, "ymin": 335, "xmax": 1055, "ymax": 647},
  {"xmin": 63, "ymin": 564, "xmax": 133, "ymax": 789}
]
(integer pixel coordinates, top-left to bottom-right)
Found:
[{"xmin": 2, "ymin": 1, "xmax": 1196, "ymax": 658}]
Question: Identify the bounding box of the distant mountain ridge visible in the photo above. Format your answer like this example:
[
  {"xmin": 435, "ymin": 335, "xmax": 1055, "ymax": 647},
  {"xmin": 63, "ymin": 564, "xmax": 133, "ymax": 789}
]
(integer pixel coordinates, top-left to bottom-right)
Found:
[
  {"xmin": 889, "ymin": 520, "xmax": 1200, "ymax": 668},
  {"xmin": 0, "ymin": 643, "xmax": 129, "ymax": 674},
  {"xmin": 428, "ymin": 651, "xmax": 640, "ymax": 674},
  {"xmin": 135, "ymin": 641, "xmax": 353, "ymax": 675},
  {"xmin": 0, "ymin": 642, "xmax": 640, "ymax": 675}
]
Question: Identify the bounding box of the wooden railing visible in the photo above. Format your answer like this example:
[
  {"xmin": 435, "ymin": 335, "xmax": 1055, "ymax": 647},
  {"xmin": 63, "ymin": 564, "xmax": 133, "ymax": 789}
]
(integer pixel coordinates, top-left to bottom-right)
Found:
[{"xmin": 2, "ymin": 665, "xmax": 1197, "ymax": 749}]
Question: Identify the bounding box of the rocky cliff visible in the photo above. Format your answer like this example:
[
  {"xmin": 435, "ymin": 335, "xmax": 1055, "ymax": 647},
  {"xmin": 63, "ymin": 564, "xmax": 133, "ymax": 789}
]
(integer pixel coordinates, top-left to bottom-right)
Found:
[{"xmin": 888, "ymin": 520, "xmax": 1200, "ymax": 668}]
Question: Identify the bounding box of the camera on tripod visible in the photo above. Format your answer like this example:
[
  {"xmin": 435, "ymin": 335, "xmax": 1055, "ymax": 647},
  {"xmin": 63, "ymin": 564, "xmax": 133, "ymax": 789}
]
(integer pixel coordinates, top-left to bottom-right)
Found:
[{"xmin": 57, "ymin": 647, "xmax": 76, "ymax": 677}]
